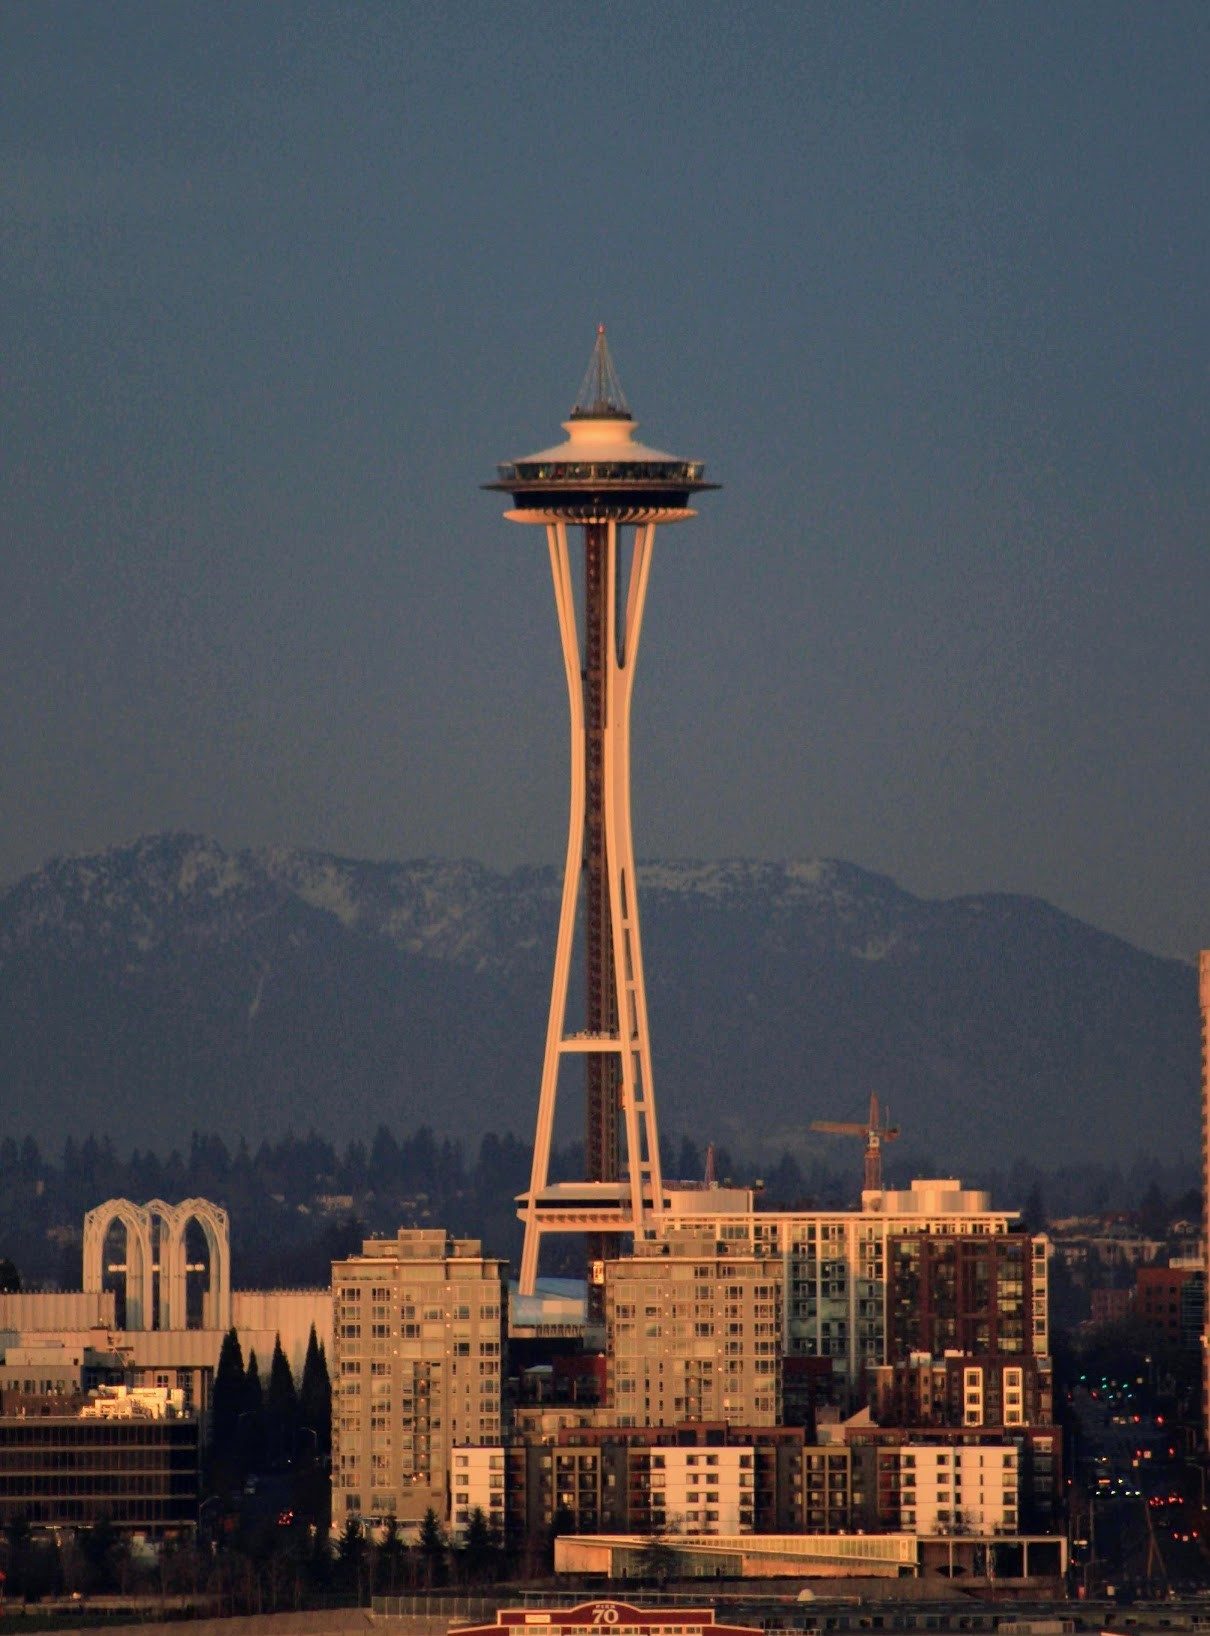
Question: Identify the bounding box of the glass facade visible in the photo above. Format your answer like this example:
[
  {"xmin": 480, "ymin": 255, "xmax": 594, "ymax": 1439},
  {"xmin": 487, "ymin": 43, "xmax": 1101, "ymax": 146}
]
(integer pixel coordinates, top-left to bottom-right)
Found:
[{"xmin": 0, "ymin": 1415, "xmax": 199, "ymax": 1530}]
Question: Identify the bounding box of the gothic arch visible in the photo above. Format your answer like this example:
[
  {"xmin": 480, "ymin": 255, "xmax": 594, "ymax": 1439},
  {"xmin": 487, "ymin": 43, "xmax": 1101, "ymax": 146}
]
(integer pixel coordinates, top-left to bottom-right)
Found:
[
  {"xmin": 82, "ymin": 1199, "xmax": 154, "ymax": 1331},
  {"xmin": 145, "ymin": 1199, "xmax": 183, "ymax": 1331},
  {"xmin": 164, "ymin": 1198, "xmax": 231, "ymax": 1331}
]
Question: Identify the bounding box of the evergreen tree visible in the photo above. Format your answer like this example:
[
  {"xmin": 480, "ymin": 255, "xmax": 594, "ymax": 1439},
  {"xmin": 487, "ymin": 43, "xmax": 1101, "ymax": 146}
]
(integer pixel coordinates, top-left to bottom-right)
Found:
[
  {"xmin": 376, "ymin": 1515, "xmax": 407, "ymax": 1594},
  {"xmin": 369, "ymin": 1124, "xmax": 400, "ymax": 1192},
  {"xmin": 266, "ymin": 1334, "xmax": 299, "ymax": 1465},
  {"xmin": 80, "ymin": 1516, "xmax": 122, "ymax": 1592},
  {"xmin": 241, "ymin": 1348, "xmax": 266, "ymax": 1472},
  {"xmin": 418, "ymin": 1507, "xmax": 446, "ymax": 1586},
  {"xmin": 299, "ymin": 1324, "xmax": 332, "ymax": 1454},
  {"xmin": 335, "ymin": 1517, "xmax": 366, "ymax": 1595},
  {"xmin": 461, "ymin": 1507, "xmax": 497, "ymax": 1583},
  {"xmin": 210, "ymin": 1328, "xmax": 245, "ymax": 1454}
]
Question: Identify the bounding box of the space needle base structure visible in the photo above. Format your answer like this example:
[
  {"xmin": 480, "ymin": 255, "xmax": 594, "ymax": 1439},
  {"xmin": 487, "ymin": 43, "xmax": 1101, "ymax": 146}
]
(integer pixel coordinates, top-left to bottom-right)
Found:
[{"xmin": 489, "ymin": 330, "xmax": 717, "ymax": 1303}]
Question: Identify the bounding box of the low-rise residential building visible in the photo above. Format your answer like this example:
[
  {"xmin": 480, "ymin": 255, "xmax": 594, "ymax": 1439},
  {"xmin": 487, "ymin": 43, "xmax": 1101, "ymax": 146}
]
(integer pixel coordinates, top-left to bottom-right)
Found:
[
  {"xmin": 871, "ymin": 1443, "xmax": 1019, "ymax": 1535},
  {"xmin": 450, "ymin": 1444, "xmax": 506, "ymax": 1535}
]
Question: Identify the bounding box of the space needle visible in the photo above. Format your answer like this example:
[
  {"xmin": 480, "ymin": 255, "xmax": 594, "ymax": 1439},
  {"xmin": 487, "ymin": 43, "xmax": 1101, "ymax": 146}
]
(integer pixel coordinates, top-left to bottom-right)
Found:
[{"xmin": 488, "ymin": 329, "xmax": 717, "ymax": 1309}]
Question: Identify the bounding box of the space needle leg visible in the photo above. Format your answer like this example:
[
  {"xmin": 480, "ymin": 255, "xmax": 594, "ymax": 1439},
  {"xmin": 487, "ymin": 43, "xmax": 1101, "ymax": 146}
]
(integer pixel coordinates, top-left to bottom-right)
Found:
[
  {"xmin": 605, "ymin": 521, "xmax": 665, "ymax": 1238},
  {"xmin": 519, "ymin": 521, "xmax": 584, "ymax": 1296}
]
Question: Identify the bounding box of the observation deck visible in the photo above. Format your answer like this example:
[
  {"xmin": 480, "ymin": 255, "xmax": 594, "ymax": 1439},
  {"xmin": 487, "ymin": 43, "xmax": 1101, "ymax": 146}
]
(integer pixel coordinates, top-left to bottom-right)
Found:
[
  {"xmin": 486, "ymin": 326, "xmax": 717, "ymax": 523},
  {"xmin": 488, "ymin": 442, "xmax": 716, "ymax": 523}
]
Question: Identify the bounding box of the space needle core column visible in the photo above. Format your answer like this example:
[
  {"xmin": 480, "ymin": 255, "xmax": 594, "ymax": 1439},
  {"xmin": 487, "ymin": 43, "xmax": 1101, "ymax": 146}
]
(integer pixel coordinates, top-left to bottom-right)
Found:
[{"xmin": 489, "ymin": 329, "xmax": 717, "ymax": 1300}]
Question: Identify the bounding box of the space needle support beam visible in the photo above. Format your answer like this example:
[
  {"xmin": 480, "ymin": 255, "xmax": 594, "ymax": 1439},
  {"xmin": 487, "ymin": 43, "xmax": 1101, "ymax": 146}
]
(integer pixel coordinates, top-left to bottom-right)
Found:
[
  {"xmin": 607, "ymin": 521, "xmax": 664, "ymax": 1232},
  {"xmin": 520, "ymin": 521, "xmax": 586, "ymax": 1296},
  {"xmin": 518, "ymin": 518, "xmax": 666, "ymax": 1297},
  {"xmin": 491, "ymin": 328, "xmax": 716, "ymax": 1301}
]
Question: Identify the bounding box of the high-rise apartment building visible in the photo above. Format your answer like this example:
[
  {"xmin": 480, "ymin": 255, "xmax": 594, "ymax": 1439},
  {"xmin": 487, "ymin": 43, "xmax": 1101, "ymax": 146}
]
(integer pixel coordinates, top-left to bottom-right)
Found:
[
  {"xmin": 660, "ymin": 1178, "xmax": 1048, "ymax": 1402},
  {"xmin": 604, "ymin": 1227, "xmax": 783, "ymax": 1427},
  {"xmin": 886, "ymin": 1230, "xmax": 1039, "ymax": 1358},
  {"xmin": 331, "ymin": 1229, "xmax": 506, "ymax": 1527}
]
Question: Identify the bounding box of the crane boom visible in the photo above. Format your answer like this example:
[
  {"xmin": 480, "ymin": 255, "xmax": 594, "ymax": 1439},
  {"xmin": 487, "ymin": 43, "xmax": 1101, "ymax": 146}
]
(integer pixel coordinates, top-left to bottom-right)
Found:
[{"xmin": 810, "ymin": 1093, "xmax": 901, "ymax": 1193}]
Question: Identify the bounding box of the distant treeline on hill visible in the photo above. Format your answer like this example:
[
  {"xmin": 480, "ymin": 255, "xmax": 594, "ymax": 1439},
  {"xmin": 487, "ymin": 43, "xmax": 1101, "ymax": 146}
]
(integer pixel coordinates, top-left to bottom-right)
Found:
[{"xmin": 0, "ymin": 1125, "xmax": 1197, "ymax": 1293}]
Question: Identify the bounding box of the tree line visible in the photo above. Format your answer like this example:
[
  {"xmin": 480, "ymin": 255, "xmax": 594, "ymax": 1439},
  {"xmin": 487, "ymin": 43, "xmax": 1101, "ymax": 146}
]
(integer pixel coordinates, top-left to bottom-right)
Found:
[{"xmin": 0, "ymin": 1123, "xmax": 1198, "ymax": 1292}]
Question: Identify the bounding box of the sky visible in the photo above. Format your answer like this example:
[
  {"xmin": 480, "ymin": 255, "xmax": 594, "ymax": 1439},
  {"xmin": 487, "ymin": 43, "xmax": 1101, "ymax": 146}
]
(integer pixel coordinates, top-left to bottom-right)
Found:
[{"xmin": 1, "ymin": 3, "xmax": 1207, "ymax": 960}]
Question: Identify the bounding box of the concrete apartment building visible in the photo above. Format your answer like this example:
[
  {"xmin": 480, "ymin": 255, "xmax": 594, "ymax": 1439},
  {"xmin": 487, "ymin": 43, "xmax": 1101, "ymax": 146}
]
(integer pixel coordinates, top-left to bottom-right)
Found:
[
  {"xmin": 659, "ymin": 1178, "xmax": 1049, "ymax": 1402},
  {"xmin": 604, "ymin": 1226, "xmax": 783, "ymax": 1427},
  {"xmin": 869, "ymin": 1352, "xmax": 1053, "ymax": 1430},
  {"xmin": 331, "ymin": 1228, "xmax": 506, "ymax": 1528},
  {"xmin": 870, "ymin": 1443, "xmax": 1019, "ymax": 1535},
  {"xmin": 450, "ymin": 1444, "xmax": 507, "ymax": 1535}
]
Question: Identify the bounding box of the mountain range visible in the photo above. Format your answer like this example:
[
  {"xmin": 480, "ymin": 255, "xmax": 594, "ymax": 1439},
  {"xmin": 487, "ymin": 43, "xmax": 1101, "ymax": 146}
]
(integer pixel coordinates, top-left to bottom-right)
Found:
[{"xmin": 0, "ymin": 833, "xmax": 1197, "ymax": 1172}]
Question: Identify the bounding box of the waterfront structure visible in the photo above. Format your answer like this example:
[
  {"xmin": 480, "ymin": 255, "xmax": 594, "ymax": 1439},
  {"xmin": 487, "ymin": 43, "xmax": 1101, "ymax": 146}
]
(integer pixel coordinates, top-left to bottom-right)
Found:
[
  {"xmin": 554, "ymin": 1529, "xmax": 920, "ymax": 1578},
  {"xmin": 553, "ymin": 1527, "xmax": 1065, "ymax": 1583},
  {"xmin": 450, "ymin": 1603, "xmax": 762, "ymax": 1636},
  {"xmin": 604, "ymin": 1227, "xmax": 783, "ymax": 1427},
  {"xmin": 330, "ymin": 1228, "xmax": 506, "ymax": 1528},
  {"xmin": 489, "ymin": 330, "xmax": 716, "ymax": 1301}
]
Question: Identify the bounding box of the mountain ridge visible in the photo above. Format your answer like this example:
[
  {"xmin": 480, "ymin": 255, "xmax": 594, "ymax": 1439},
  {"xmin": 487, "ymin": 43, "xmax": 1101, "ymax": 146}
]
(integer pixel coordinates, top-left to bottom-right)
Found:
[{"xmin": 0, "ymin": 833, "xmax": 1196, "ymax": 1169}]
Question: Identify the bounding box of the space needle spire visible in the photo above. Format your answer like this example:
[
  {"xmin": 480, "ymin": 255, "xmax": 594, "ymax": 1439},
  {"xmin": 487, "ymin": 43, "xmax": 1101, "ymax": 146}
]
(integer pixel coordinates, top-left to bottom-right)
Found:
[{"xmin": 489, "ymin": 330, "xmax": 717, "ymax": 1308}]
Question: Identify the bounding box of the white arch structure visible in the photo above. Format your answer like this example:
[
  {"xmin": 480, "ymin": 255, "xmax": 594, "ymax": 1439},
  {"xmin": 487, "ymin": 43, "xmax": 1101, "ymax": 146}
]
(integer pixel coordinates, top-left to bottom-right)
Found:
[{"xmin": 82, "ymin": 1197, "xmax": 230, "ymax": 1331}]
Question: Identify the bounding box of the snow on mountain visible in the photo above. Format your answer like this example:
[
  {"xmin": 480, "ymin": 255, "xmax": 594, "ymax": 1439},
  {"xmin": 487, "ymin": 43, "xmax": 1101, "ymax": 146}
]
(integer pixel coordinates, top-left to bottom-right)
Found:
[{"xmin": 0, "ymin": 834, "xmax": 1197, "ymax": 1168}]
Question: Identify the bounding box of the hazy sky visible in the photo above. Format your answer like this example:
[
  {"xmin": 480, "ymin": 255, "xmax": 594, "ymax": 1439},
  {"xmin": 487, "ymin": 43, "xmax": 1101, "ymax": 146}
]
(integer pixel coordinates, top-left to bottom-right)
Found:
[{"xmin": 2, "ymin": 3, "xmax": 1207, "ymax": 959}]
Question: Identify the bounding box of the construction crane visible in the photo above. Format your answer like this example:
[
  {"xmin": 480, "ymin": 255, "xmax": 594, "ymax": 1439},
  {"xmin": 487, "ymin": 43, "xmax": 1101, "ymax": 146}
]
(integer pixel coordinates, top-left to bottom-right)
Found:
[{"xmin": 811, "ymin": 1093, "xmax": 900, "ymax": 1194}]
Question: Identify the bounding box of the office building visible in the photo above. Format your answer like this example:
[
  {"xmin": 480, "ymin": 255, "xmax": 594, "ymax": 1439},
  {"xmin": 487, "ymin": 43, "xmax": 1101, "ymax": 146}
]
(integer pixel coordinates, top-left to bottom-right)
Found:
[{"xmin": 0, "ymin": 1386, "xmax": 198, "ymax": 1534}]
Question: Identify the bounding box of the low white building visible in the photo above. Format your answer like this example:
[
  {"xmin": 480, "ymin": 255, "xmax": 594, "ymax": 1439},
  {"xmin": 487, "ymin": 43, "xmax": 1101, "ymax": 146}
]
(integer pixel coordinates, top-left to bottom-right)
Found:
[
  {"xmin": 887, "ymin": 1443, "xmax": 1019, "ymax": 1535},
  {"xmin": 653, "ymin": 1446, "xmax": 755, "ymax": 1535},
  {"xmin": 449, "ymin": 1444, "xmax": 506, "ymax": 1535}
]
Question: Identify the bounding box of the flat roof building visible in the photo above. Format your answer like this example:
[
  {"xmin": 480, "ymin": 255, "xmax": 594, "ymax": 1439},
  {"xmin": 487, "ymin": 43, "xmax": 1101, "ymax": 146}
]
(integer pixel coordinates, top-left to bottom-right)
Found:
[
  {"xmin": 331, "ymin": 1228, "xmax": 507, "ymax": 1529},
  {"xmin": 605, "ymin": 1227, "xmax": 783, "ymax": 1428}
]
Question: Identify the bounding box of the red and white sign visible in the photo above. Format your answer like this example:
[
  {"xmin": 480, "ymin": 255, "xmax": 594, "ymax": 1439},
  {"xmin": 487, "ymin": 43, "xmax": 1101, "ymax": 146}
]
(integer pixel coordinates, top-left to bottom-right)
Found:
[{"xmin": 457, "ymin": 1604, "xmax": 760, "ymax": 1636}]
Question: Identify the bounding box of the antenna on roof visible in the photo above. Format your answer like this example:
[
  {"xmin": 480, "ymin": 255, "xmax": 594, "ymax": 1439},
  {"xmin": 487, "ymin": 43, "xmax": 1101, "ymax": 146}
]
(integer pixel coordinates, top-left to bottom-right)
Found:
[{"xmin": 571, "ymin": 325, "xmax": 631, "ymax": 420}]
